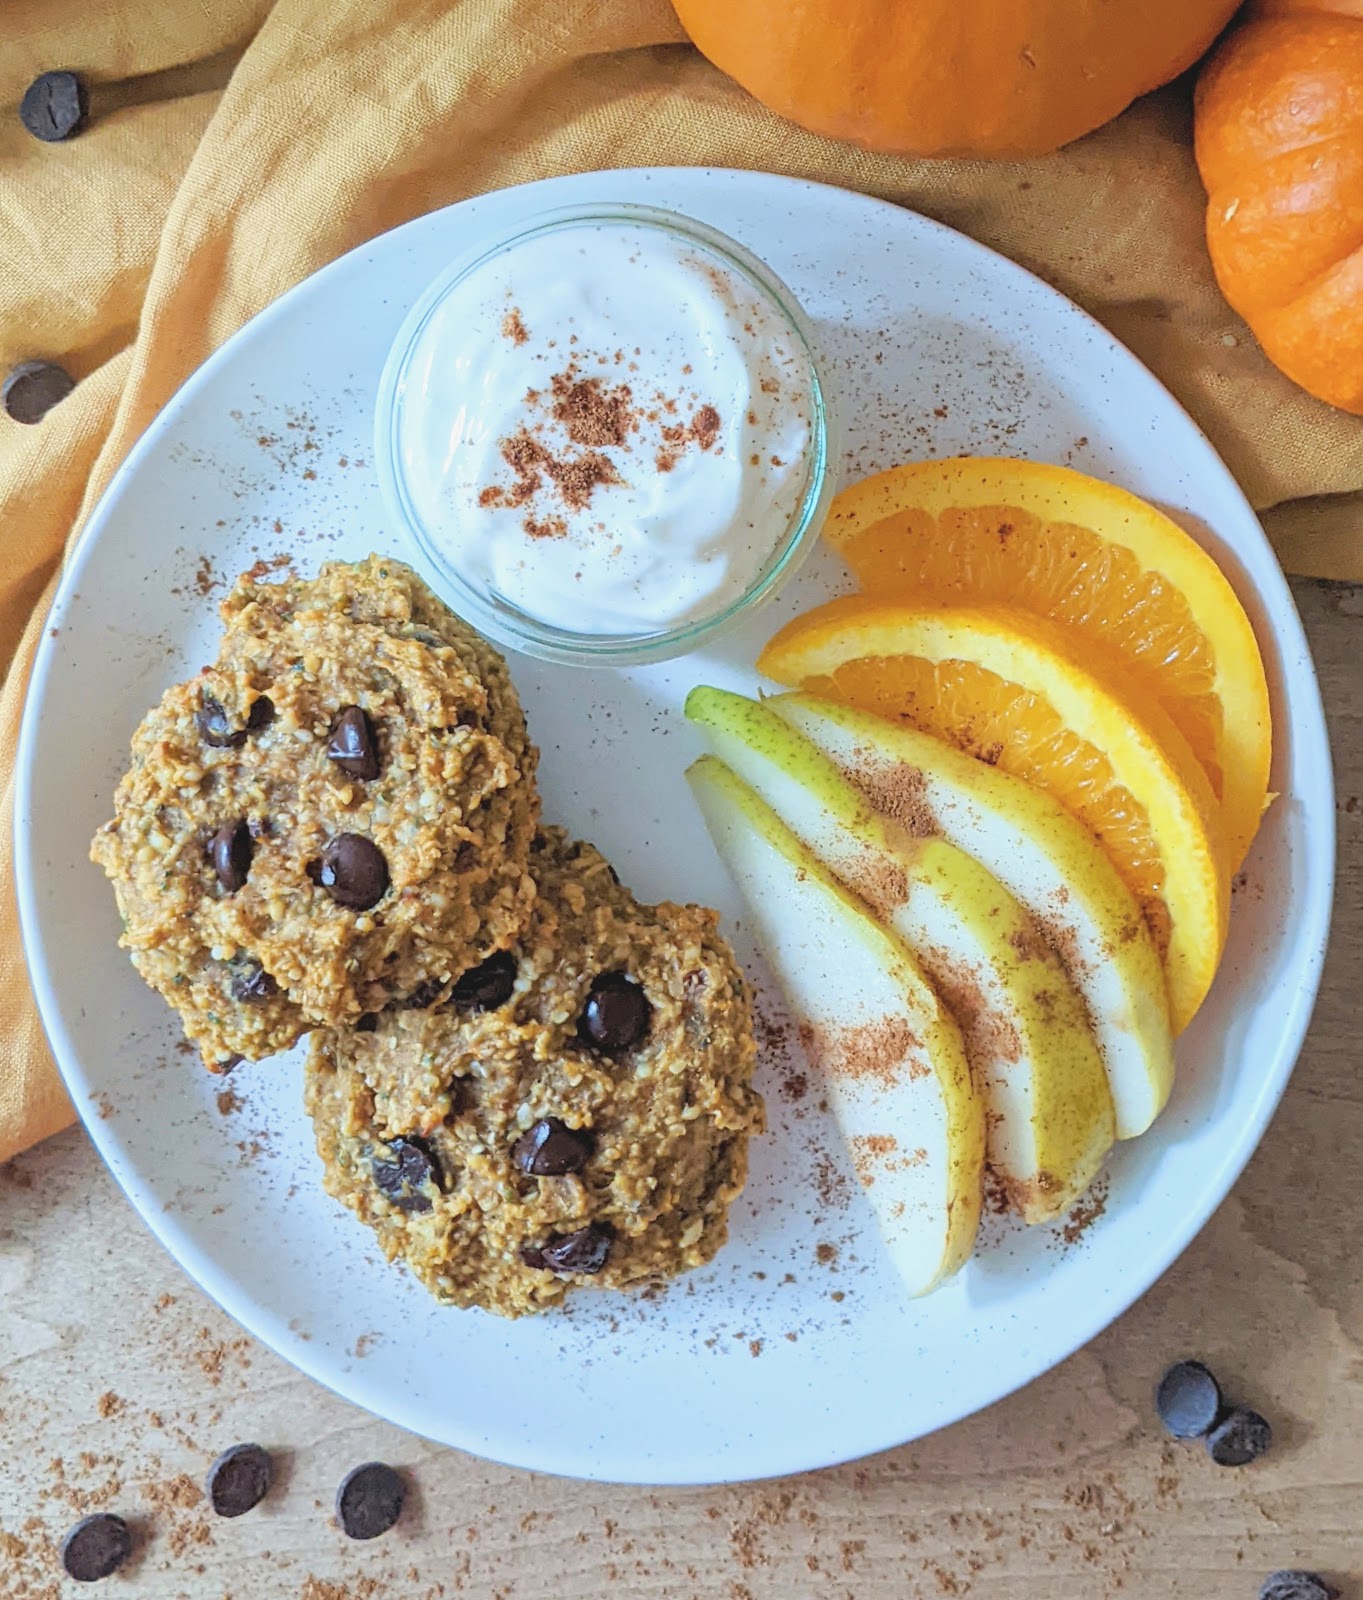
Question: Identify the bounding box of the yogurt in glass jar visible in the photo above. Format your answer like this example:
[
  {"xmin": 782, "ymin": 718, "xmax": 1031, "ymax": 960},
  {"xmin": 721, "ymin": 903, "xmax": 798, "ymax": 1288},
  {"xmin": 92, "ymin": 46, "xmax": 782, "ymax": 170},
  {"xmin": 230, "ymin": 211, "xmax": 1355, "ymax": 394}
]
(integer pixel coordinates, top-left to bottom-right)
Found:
[{"xmin": 376, "ymin": 204, "xmax": 833, "ymax": 665}]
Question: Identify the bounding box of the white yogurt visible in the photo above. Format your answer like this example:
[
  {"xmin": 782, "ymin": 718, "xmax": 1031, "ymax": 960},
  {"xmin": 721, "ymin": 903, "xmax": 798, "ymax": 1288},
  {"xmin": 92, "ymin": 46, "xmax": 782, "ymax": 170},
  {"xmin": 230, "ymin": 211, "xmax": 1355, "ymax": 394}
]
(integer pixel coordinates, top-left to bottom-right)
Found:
[{"xmin": 395, "ymin": 221, "xmax": 815, "ymax": 636}]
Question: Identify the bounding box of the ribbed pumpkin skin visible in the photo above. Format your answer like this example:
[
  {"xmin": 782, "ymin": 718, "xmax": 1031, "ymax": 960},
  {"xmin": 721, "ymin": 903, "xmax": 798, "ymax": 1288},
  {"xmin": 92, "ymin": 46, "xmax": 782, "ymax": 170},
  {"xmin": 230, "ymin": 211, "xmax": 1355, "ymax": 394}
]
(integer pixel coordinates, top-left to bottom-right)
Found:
[
  {"xmin": 669, "ymin": 0, "xmax": 1243, "ymax": 158},
  {"xmin": 1195, "ymin": 0, "xmax": 1363, "ymax": 414}
]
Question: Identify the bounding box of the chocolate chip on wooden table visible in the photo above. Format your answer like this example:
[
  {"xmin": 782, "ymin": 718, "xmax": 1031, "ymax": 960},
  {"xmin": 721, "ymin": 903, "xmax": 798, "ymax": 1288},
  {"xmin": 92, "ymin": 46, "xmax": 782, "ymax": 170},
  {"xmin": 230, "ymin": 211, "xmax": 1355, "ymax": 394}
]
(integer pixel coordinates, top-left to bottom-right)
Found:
[
  {"xmin": 1156, "ymin": 1359, "xmax": 1223, "ymax": 1439},
  {"xmin": 336, "ymin": 1461, "xmax": 406, "ymax": 1540},
  {"xmin": 327, "ymin": 705, "xmax": 380, "ymax": 780},
  {"xmin": 578, "ymin": 972, "xmax": 651, "ymax": 1054},
  {"xmin": 20, "ymin": 71, "xmax": 87, "ymax": 141},
  {"xmin": 449, "ymin": 949, "xmax": 517, "ymax": 1012},
  {"xmin": 206, "ymin": 1442, "xmax": 273, "ymax": 1518},
  {"xmin": 1206, "ymin": 1405, "xmax": 1272, "ymax": 1466},
  {"xmin": 60, "ymin": 1513, "xmax": 131, "ymax": 1582},
  {"xmin": 209, "ymin": 819, "xmax": 254, "ymax": 893},
  {"xmin": 372, "ymin": 1136, "xmax": 439, "ymax": 1212},
  {"xmin": 3, "ymin": 359, "xmax": 76, "ymax": 423},
  {"xmin": 228, "ymin": 958, "xmax": 277, "ymax": 1003},
  {"xmin": 313, "ymin": 833, "xmax": 388, "ymax": 910},
  {"xmin": 1261, "ymin": 1573, "xmax": 1338, "ymax": 1600},
  {"xmin": 512, "ymin": 1117, "xmax": 592, "ymax": 1176},
  {"xmin": 523, "ymin": 1222, "xmax": 613, "ymax": 1275}
]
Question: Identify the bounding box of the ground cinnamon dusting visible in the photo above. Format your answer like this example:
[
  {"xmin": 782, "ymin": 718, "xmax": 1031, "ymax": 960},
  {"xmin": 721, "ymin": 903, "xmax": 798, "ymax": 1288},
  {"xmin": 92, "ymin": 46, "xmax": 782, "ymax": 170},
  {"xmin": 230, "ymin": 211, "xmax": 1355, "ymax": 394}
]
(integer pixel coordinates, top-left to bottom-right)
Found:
[
  {"xmin": 550, "ymin": 371, "xmax": 634, "ymax": 448},
  {"xmin": 300, "ymin": 1581, "xmax": 382, "ymax": 1600},
  {"xmin": 1060, "ymin": 1177, "xmax": 1109, "ymax": 1244},
  {"xmin": 849, "ymin": 1132, "xmax": 915, "ymax": 1188},
  {"xmin": 655, "ymin": 405, "xmax": 723, "ymax": 474},
  {"xmin": 814, "ymin": 1152, "xmax": 851, "ymax": 1210},
  {"xmin": 839, "ymin": 854, "xmax": 908, "ymax": 919},
  {"xmin": 495, "ymin": 428, "xmax": 621, "ymax": 517},
  {"xmin": 991, "ymin": 1165, "xmax": 1064, "ymax": 1218},
  {"xmin": 801, "ymin": 1017, "xmax": 925, "ymax": 1088},
  {"xmin": 141, "ymin": 1474, "xmax": 202, "ymax": 1513},
  {"xmin": 1007, "ymin": 922, "xmax": 1048, "ymax": 964},
  {"xmin": 480, "ymin": 345, "xmax": 721, "ymax": 524},
  {"xmin": 1037, "ymin": 912, "xmax": 1086, "ymax": 977},
  {"xmin": 850, "ymin": 760, "xmax": 938, "ymax": 839},
  {"xmin": 928, "ymin": 956, "xmax": 1021, "ymax": 1068}
]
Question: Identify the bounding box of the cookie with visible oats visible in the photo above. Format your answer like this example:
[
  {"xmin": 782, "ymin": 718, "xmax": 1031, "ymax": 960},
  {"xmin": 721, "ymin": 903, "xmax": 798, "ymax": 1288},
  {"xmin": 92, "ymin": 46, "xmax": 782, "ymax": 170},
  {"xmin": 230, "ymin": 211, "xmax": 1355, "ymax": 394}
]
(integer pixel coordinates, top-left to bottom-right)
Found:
[
  {"xmin": 91, "ymin": 556, "xmax": 538, "ymax": 1067},
  {"xmin": 305, "ymin": 828, "xmax": 763, "ymax": 1317}
]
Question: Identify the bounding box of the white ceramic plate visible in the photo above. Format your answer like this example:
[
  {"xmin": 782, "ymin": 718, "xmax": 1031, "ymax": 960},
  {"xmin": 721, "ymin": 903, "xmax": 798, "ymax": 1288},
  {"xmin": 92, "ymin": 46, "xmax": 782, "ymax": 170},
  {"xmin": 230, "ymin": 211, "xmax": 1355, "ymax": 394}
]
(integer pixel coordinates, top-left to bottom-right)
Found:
[{"xmin": 16, "ymin": 169, "xmax": 1334, "ymax": 1486}]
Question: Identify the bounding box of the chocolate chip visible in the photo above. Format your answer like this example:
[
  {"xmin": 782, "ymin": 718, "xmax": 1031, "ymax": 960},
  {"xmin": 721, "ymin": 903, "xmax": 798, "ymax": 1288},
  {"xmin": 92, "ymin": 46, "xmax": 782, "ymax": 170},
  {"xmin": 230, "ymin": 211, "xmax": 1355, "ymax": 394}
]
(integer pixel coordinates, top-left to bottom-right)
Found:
[
  {"xmin": 229, "ymin": 959, "xmax": 277, "ymax": 1003},
  {"xmin": 196, "ymin": 692, "xmax": 271, "ymax": 748},
  {"xmin": 20, "ymin": 71, "xmax": 87, "ymax": 142},
  {"xmin": 327, "ymin": 705, "xmax": 380, "ymax": 780},
  {"xmin": 449, "ymin": 950, "xmax": 517, "ymax": 1012},
  {"xmin": 398, "ymin": 978, "xmax": 446, "ymax": 1010},
  {"xmin": 1156, "ymin": 1360, "xmax": 1222, "ymax": 1439},
  {"xmin": 1261, "ymin": 1574, "xmax": 1337, "ymax": 1600},
  {"xmin": 355, "ymin": 1013, "xmax": 379, "ymax": 1033},
  {"xmin": 209, "ymin": 819, "xmax": 253, "ymax": 892},
  {"xmin": 372, "ymin": 1136, "xmax": 439, "ymax": 1212},
  {"xmin": 196, "ymin": 694, "xmax": 246, "ymax": 748},
  {"xmin": 246, "ymin": 695, "xmax": 275, "ymax": 731},
  {"xmin": 404, "ymin": 626, "xmax": 445, "ymax": 647},
  {"xmin": 578, "ymin": 972, "xmax": 651, "ymax": 1055},
  {"xmin": 455, "ymin": 707, "xmax": 481, "ymax": 729},
  {"xmin": 335, "ymin": 1461, "xmax": 406, "ymax": 1540},
  {"xmin": 3, "ymin": 360, "xmax": 75, "ymax": 424},
  {"xmin": 206, "ymin": 1443, "xmax": 273, "ymax": 1518},
  {"xmin": 314, "ymin": 834, "xmax": 388, "ymax": 911},
  {"xmin": 60, "ymin": 1513, "xmax": 131, "ymax": 1581},
  {"xmin": 523, "ymin": 1222, "xmax": 613, "ymax": 1275},
  {"xmin": 1206, "ymin": 1406, "xmax": 1272, "ymax": 1466},
  {"xmin": 512, "ymin": 1118, "xmax": 592, "ymax": 1176}
]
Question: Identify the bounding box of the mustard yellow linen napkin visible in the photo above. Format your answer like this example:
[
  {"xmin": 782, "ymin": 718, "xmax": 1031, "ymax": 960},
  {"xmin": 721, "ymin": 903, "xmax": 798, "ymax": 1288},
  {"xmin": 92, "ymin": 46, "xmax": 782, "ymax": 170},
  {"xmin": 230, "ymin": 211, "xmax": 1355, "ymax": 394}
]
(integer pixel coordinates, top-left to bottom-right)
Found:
[{"xmin": 3, "ymin": 0, "xmax": 1360, "ymax": 1164}]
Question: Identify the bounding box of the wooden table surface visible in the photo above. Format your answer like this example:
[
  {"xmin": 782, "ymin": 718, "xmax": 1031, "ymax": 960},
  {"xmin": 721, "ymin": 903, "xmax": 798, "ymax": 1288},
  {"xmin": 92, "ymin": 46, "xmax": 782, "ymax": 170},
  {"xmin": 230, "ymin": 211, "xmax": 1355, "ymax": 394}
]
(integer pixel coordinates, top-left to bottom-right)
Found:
[{"xmin": 1, "ymin": 575, "xmax": 1359, "ymax": 1600}]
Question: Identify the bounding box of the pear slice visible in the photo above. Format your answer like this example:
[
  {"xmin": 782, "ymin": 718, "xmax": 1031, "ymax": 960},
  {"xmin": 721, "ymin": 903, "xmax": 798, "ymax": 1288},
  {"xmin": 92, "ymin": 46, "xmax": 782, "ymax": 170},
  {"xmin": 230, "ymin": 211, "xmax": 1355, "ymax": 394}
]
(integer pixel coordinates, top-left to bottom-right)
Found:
[
  {"xmin": 687, "ymin": 687, "xmax": 1114, "ymax": 1222},
  {"xmin": 771, "ymin": 693, "xmax": 1174, "ymax": 1139},
  {"xmin": 687, "ymin": 755, "xmax": 984, "ymax": 1296}
]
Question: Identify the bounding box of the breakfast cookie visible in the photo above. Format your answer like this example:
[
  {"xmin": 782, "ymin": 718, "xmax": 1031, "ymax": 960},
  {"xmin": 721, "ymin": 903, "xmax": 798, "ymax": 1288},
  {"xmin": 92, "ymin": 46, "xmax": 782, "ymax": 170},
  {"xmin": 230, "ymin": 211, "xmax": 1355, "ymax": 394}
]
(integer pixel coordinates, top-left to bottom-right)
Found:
[
  {"xmin": 305, "ymin": 828, "xmax": 763, "ymax": 1316},
  {"xmin": 91, "ymin": 556, "xmax": 538, "ymax": 1067}
]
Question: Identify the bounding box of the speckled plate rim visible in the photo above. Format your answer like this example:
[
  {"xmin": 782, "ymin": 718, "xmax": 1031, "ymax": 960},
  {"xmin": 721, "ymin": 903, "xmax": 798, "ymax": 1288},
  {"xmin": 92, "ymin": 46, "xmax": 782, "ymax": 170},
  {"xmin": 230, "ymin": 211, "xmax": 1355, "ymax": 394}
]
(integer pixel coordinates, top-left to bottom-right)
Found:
[{"xmin": 14, "ymin": 168, "xmax": 1335, "ymax": 1484}]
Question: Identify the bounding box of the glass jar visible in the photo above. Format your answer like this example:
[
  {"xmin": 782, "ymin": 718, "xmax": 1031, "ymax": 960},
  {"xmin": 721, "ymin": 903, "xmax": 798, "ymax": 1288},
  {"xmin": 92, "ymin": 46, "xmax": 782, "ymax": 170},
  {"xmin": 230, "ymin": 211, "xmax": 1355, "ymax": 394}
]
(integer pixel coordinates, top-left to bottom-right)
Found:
[{"xmin": 374, "ymin": 201, "xmax": 835, "ymax": 667}]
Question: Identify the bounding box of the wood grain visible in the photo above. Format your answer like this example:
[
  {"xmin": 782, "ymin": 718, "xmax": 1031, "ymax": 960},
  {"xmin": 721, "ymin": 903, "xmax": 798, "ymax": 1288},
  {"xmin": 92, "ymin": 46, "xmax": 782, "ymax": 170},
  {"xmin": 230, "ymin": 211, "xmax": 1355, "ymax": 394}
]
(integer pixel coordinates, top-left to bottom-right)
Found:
[{"xmin": 2, "ymin": 576, "xmax": 1359, "ymax": 1600}]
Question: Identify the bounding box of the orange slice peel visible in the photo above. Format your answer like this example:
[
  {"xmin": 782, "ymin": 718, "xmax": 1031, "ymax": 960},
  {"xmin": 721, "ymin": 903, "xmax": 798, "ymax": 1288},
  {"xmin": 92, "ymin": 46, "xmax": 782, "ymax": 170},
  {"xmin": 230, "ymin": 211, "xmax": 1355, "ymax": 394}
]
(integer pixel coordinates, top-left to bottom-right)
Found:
[
  {"xmin": 824, "ymin": 457, "xmax": 1272, "ymax": 870},
  {"xmin": 758, "ymin": 598, "xmax": 1229, "ymax": 1033}
]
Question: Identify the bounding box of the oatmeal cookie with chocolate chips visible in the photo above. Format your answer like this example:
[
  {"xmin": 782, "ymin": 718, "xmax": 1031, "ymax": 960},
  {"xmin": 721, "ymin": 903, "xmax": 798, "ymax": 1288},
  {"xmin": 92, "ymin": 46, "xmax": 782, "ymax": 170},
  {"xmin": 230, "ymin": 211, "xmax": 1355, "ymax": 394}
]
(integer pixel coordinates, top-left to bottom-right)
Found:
[
  {"xmin": 305, "ymin": 828, "xmax": 763, "ymax": 1316},
  {"xmin": 91, "ymin": 556, "xmax": 538, "ymax": 1067}
]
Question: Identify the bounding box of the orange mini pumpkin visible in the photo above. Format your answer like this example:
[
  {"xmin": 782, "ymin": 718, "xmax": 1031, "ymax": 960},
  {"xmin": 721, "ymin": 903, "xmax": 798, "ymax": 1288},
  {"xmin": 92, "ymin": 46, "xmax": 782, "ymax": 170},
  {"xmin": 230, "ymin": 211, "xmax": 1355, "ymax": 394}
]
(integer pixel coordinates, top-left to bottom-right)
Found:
[
  {"xmin": 670, "ymin": 0, "xmax": 1242, "ymax": 158},
  {"xmin": 1195, "ymin": 0, "xmax": 1363, "ymax": 414}
]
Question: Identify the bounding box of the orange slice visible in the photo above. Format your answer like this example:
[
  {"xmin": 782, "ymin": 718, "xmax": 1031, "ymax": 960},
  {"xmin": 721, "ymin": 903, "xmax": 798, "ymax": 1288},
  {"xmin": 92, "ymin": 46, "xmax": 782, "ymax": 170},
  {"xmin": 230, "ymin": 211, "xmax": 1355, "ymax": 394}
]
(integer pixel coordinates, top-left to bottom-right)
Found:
[
  {"xmin": 824, "ymin": 458, "xmax": 1271, "ymax": 870},
  {"xmin": 758, "ymin": 599, "xmax": 1229, "ymax": 1033}
]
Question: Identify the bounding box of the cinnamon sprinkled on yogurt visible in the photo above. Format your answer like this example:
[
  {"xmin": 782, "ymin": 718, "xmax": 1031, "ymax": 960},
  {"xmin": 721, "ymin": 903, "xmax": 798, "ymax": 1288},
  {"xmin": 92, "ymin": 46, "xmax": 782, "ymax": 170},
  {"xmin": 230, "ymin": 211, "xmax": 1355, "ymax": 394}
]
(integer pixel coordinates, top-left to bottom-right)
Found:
[{"xmin": 392, "ymin": 217, "xmax": 816, "ymax": 634}]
